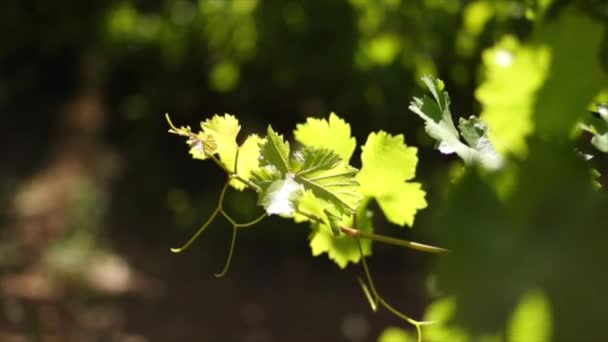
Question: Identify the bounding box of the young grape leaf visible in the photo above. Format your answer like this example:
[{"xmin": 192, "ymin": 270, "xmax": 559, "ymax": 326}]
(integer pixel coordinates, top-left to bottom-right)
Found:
[
  {"xmin": 293, "ymin": 112, "xmax": 357, "ymax": 161},
  {"xmin": 458, "ymin": 116, "xmax": 500, "ymax": 162},
  {"xmin": 293, "ymin": 147, "xmax": 361, "ymax": 216},
  {"xmin": 231, "ymin": 134, "xmax": 265, "ymax": 190},
  {"xmin": 308, "ymin": 197, "xmax": 373, "ymax": 268},
  {"xmin": 200, "ymin": 114, "xmax": 241, "ymax": 169},
  {"xmin": 409, "ymin": 76, "xmax": 462, "ymax": 153},
  {"xmin": 294, "ymin": 190, "xmax": 343, "ymax": 234},
  {"xmin": 357, "ymin": 132, "xmax": 426, "ymax": 227},
  {"xmin": 258, "ymin": 126, "xmax": 291, "ymax": 175},
  {"xmin": 410, "ymin": 75, "xmax": 502, "ymax": 168},
  {"xmin": 167, "ymin": 114, "xmax": 265, "ymax": 191},
  {"xmin": 257, "ymin": 175, "xmax": 303, "ymax": 216},
  {"xmin": 253, "ymin": 128, "xmax": 361, "ymax": 217},
  {"xmin": 188, "ymin": 132, "xmax": 217, "ymax": 160}
]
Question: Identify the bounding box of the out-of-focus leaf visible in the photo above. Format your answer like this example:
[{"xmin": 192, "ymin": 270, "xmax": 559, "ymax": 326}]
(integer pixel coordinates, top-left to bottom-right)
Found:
[
  {"xmin": 476, "ymin": 36, "xmax": 550, "ymax": 156},
  {"xmin": 534, "ymin": 11, "xmax": 605, "ymax": 138},
  {"xmin": 411, "ymin": 76, "xmax": 501, "ymax": 168},
  {"xmin": 507, "ymin": 289, "xmax": 552, "ymax": 342}
]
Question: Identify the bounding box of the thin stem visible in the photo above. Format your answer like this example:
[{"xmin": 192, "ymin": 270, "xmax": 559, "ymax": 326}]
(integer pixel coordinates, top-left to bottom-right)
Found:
[
  {"xmin": 233, "ymin": 148, "xmax": 240, "ymax": 174},
  {"xmin": 170, "ymin": 181, "xmax": 231, "ymax": 253},
  {"xmin": 208, "ymin": 153, "xmax": 232, "ymax": 174},
  {"xmin": 165, "ymin": 113, "xmax": 182, "ymax": 134},
  {"xmin": 342, "ymin": 226, "xmax": 448, "ymax": 254},
  {"xmin": 355, "ymin": 238, "xmax": 436, "ymax": 342},
  {"xmin": 214, "ymin": 225, "xmax": 238, "ymax": 278},
  {"xmin": 357, "ymin": 238, "xmax": 380, "ymax": 308},
  {"xmin": 230, "ymin": 174, "xmax": 262, "ymax": 193},
  {"xmin": 171, "ymin": 206, "xmax": 220, "ymax": 253}
]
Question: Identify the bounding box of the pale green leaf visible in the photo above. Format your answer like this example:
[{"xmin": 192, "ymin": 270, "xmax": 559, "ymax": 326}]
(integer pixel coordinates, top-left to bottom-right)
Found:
[
  {"xmin": 308, "ymin": 198, "xmax": 373, "ymax": 268},
  {"xmin": 293, "ymin": 112, "xmax": 357, "ymax": 161},
  {"xmin": 230, "ymin": 134, "xmax": 264, "ymax": 190},
  {"xmin": 508, "ymin": 290, "xmax": 552, "ymax": 342},
  {"xmin": 188, "ymin": 132, "xmax": 217, "ymax": 160},
  {"xmin": 258, "ymin": 126, "xmax": 291, "ymax": 175},
  {"xmin": 375, "ymin": 182, "xmax": 426, "ymax": 227},
  {"xmin": 357, "ymin": 132, "xmax": 427, "ymax": 227},
  {"xmin": 293, "ymin": 148, "xmax": 361, "ymax": 216},
  {"xmin": 200, "ymin": 114, "xmax": 241, "ymax": 169}
]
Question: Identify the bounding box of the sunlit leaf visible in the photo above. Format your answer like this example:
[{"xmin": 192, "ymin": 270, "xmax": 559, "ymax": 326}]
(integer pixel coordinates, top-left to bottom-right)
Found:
[
  {"xmin": 230, "ymin": 134, "xmax": 265, "ymax": 190},
  {"xmin": 293, "ymin": 147, "xmax": 361, "ymax": 216},
  {"xmin": 294, "ymin": 112, "xmax": 357, "ymax": 161},
  {"xmin": 200, "ymin": 114, "xmax": 241, "ymax": 169},
  {"xmin": 254, "ymin": 133, "xmax": 360, "ymax": 218},
  {"xmin": 257, "ymin": 175, "xmax": 303, "ymax": 216},
  {"xmin": 308, "ymin": 198, "xmax": 373, "ymax": 268},
  {"xmin": 357, "ymin": 131, "xmax": 426, "ymax": 227},
  {"xmin": 258, "ymin": 126, "xmax": 291, "ymax": 175}
]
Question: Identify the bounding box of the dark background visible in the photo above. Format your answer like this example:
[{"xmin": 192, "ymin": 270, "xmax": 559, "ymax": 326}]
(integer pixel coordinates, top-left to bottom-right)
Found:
[{"xmin": 1, "ymin": 1, "xmax": 606, "ymax": 341}]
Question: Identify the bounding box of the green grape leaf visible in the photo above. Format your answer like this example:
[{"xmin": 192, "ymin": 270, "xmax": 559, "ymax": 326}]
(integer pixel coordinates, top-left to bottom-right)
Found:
[
  {"xmin": 188, "ymin": 132, "xmax": 217, "ymax": 160},
  {"xmin": 410, "ymin": 76, "xmax": 501, "ymax": 168},
  {"xmin": 200, "ymin": 114, "xmax": 241, "ymax": 169},
  {"xmin": 230, "ymin": 134, "xmax": 264, "ymax": 190},
  {"xmin": 258, "ymin": 126, "xmax": 291, "ymax": 175},
  {"xmin": 476, "ymin": 36, "xmax": 550, "ymax": 156},
  {"xmin": 293, "ymin": 147, "xmax": 361, "ymax": 215},
  {"xmin": 308, "ymin": 198, "xmax": 373, "ymax": 268},
  {"xmin": 254, "ymin": 134, "xmax": 360, "ymax": 217},
  {"xmin": 458, "ymin": 116, "xmax": 500, "ymax": 163},
  {"xmin": 257, "ymin": 175, "xmax": 303, "ymax": 216},
  {"xmin": 293, "ymin": 112, "xmax": 357, "ymax": 161},
  {"xmin": 357, "ymin": 132, "xmax": 426, "ymax": 227},
  {"xmin": 409, "ymin": 76, "xmax": 462, "ymax": 153}
]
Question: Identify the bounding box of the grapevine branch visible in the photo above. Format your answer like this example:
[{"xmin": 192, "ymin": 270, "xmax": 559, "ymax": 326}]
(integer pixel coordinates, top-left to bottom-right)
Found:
[{"xmin": 166, "ymin": 113, "xmax": 448, "ymax": 333}]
